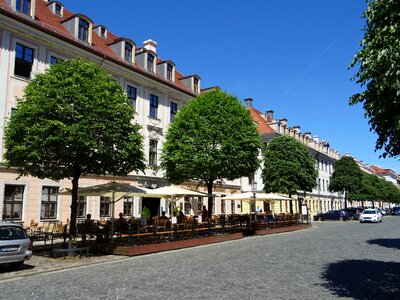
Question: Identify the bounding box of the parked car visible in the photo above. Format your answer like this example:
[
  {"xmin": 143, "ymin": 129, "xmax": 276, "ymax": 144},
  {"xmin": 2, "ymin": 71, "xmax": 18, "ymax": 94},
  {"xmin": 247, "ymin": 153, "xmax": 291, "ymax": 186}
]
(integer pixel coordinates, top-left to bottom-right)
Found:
[
  {"xmin": 318, "ymin": 210, "xmax": 349, "ymax": 221},
  {"xmin": 0, "ymin": 222, "xmax": 32, "ymax": 268},
  {"xmin": 344, "ymin": 208, "xmax": 362, "ymax": 220},
  {"xmin": 391, "ymin": 207, "xmax": 400, "ymax": 215},
  {"xmin": 359, "ymin": 209, "xmax": 382, "ymax": 223}
]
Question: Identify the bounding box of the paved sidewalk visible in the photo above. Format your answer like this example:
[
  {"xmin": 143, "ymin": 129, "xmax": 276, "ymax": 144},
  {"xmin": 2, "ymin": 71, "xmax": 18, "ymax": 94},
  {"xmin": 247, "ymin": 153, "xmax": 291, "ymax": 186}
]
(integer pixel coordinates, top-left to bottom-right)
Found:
[{"xmin": 0, "ymin": 253, "xmax": 127, "ymax": 281}]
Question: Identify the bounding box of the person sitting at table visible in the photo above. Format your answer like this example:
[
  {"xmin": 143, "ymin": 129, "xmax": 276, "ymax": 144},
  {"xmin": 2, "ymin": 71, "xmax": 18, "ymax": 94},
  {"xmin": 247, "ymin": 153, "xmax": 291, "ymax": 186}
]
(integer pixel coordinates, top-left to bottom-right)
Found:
[
  {"xmin": 115, "ymin": 212, "xmax": 128, "ymax": 232},
  {"xmin": 177, "ymin": 208, "xmax": 185, "ymax": 224},
  {"xmin": 159, "ymin": 211, "xmax": 168, "ymax": 221},
  {"xmin": 157, "ymin": 211, "xmax": 169, "ymax": 227},
  {"xmin": 82, "ymin": 214, "xmax": 96, "ymax": 241},
  {"xmin": 202, "ymin": 205, "xmax": 208, "ymax": 222}
]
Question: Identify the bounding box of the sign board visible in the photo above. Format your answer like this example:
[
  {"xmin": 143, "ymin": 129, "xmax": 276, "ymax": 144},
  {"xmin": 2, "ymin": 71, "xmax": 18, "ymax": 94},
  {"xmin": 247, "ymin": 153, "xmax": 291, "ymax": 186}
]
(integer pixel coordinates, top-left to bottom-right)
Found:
[{"xmin": 302, "ymin": 204, "xmax": 308, "ymax": 215}]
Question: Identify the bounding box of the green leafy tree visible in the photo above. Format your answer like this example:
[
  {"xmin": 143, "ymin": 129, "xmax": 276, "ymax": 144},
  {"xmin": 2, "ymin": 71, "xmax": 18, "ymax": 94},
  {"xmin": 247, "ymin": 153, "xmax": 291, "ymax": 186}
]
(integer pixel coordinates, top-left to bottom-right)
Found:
[
  {"xmin": 379, "ymin": 178, "xmax": 400, "ymax": 206},
  {"xmin": 349, "ymin": 0, "xmax": 400, "ymax": 158},
  {"xmin": 161, "ymin": 90, "xmax": 263, "ymax": 217},
  {"xmin": 4, "ymin": 59, "xmax": 146, "ymax": 236},
  {"xmin": 329, "ymin": 156, "xmax": 363, "ymax": 209},
  {"xmin": 261, "ymin": 136, "xmax": 318, "ymax": 213},
  {"xmin": 350, "ymin": 172, "xmax": 380, "ymax": 207}
]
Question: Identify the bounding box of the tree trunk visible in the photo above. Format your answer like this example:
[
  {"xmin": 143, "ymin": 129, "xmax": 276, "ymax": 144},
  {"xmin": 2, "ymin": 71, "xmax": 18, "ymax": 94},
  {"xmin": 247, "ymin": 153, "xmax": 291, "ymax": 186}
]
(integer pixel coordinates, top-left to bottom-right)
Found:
[
  {"xmin": 206, "ymin": 181, "xmax": 213, "ymax": 219},
  {"xmin": 69, "ymin": 166, "xmax": 82, "ymax": 239},
  {"xmin": 344, "ymin": 190, "xmax": 348, "ymax": 209},
  {"xmin": 289, "ymin": 192, "xmax": 293, "ymax": 214}
]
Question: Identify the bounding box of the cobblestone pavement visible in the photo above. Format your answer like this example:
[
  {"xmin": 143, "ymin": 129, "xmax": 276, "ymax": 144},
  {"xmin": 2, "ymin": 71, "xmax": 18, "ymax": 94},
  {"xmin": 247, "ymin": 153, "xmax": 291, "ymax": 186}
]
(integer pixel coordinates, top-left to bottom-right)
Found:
[{"xmin": 1, "ymin": 217, "xmax": 400, "ymax": 299}]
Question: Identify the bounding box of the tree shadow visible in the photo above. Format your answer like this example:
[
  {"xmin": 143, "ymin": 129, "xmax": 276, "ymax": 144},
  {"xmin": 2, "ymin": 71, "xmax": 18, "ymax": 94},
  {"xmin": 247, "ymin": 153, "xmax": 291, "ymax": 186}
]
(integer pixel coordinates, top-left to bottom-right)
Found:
[
  {"xmin": 367, "ymin": 238, "xmax": 400, "ymax": 250},
  {"xmin": 320, "ymin": 259, "xmax": 400, "ymax": 299}
]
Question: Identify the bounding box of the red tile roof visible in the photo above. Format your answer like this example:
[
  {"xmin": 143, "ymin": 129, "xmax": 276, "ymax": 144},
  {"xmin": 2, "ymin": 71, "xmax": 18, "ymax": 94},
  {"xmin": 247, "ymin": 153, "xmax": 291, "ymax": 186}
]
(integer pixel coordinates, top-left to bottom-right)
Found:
[
  {"xmin": 248, "ymin": 107, "xmax": 276, "ymax": 135},
  {"xmin": 369, "ymin": 165, "xmax": 395, "ymax": 175},
  {"xmin": 0, "ymin": 0, "xmax": 196, "ymax": 96}
]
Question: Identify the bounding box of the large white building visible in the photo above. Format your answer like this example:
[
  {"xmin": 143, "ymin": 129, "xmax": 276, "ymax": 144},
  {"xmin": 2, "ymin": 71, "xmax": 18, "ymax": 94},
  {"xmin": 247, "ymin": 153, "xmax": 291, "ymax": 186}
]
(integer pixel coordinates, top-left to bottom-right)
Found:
[{"xmin": 0, "ymin": 0, "xmax": 243, "ymax": 225}]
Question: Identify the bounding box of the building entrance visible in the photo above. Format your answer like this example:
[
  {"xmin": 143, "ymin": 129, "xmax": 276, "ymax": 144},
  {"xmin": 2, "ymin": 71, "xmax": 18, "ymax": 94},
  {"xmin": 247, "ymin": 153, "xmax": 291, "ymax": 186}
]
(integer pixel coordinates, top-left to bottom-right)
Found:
[{"xmin": 142, "ymin": 198, "xmax": 160, "ymax": 218}]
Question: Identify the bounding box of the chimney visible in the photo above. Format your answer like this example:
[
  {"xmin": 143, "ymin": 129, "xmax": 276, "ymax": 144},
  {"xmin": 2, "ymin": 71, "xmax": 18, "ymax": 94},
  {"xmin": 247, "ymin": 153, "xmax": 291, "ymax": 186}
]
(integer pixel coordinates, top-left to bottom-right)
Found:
[
  {"xmin": 143, "ymin": 39, "xmax": 157, "ymax": 53},
  {"xmin": 265, "ymin": 110, "xmax": 274, "ymax": 120},
  {"xmin": 279, "ymin": 118, "xmax": 287, "ymax": 126},
  {"xmin": 244, "ymin": 98, "xmax": 253, "ymax": 108},
  {"xmin": 304, "ymin": 131, "xmax": 311, "ymax": 139},
  {"xmin": 313, "ymin": 135, "xmax": 319, "ymax": 143},
  {"xmin": 293, "ymin": 125, "xmax": 301, "ymax": 133}
]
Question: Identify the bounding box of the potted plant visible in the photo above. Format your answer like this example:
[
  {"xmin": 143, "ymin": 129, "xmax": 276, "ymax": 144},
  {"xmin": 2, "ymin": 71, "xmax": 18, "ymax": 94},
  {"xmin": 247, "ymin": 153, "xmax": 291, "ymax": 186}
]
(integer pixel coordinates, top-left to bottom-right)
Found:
[{"xmin": 140, "ymin": 207, "xmax": 151, "ymax": 225}]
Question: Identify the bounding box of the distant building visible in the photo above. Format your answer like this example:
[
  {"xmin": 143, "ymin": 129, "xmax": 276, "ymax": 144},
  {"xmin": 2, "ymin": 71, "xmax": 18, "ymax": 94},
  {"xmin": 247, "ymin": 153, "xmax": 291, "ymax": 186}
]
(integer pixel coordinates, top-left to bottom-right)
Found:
[{"xmin": 244, "ymin": 97, "xmax": 343, "ymax": 215}]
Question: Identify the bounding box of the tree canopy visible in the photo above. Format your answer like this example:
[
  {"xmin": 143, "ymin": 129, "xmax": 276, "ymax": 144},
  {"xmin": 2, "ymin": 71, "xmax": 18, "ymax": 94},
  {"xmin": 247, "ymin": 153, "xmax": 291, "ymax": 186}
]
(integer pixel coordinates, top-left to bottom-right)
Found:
[
  {"xmin": 329, "ymin": 156, "xmax": 363, "ymax": 208},
  {"xmin": 350, "ymin": 172, "xmax": 400, "ymax": 206},
  {"xmin": 349, "ymin": 0, "xmax": 400, "ymax": 158},
  {"xmin": 261, "ymin": 136, "xmax": 317, "ymax": 212},
  {"xmin": 160, "ymin": 89, "xmax": 263, "ymax": 216},
  {"xmin": 4, "ymin": 59, "xmax": 146, "ymax": 235}
]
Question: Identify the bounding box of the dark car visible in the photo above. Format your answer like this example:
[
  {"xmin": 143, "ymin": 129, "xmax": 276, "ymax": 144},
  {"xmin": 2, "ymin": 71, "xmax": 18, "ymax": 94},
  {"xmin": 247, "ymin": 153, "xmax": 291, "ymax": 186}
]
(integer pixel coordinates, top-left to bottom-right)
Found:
[
  {"xmin": 318, "ymin": 210, "xmax": 349, "ymax": 221},
  {"xmin": 391, "ymin": 207, "xmax": 400, "ymax": 215},
  {"xmin": 344, "ymin": 208, "xmax": 362, "ymax": 220}
]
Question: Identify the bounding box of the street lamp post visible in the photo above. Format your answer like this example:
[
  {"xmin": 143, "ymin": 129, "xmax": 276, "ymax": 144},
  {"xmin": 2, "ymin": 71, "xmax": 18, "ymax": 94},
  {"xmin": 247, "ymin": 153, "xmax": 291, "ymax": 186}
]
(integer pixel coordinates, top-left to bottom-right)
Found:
[{"xmin": 250, "ymin": 181, "xmax": 257, "ymax": 227}]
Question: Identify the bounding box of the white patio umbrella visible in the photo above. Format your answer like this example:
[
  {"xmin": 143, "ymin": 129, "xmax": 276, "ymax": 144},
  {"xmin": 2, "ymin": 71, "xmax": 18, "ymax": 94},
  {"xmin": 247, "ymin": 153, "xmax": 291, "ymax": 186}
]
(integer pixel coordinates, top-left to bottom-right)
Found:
[
  {"xmin": 132, "ymin": 185, "xmax": 206, "ymax": 217},
  {"xmin": 59, "ymin": 181, "xmax": 149, "ymax": 243},
  {"xmin": 224, "ymin": 191, "xmax": 290, "ymax": 202}
]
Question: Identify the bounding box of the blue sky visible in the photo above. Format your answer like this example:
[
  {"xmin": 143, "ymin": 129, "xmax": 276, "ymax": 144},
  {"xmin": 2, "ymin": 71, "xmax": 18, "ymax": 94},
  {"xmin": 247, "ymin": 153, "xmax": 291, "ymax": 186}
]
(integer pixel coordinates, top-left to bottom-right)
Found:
[{"xmin": 62, "ymin": 0, "xmax": 399, "ymax": 173}]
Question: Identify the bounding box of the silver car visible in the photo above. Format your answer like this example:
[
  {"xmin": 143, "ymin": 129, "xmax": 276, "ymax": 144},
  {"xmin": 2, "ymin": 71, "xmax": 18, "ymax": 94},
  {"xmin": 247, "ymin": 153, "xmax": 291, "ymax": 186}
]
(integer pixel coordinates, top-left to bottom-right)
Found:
[{"xmin": 0, "ymin": 222, "xmax": 32, "ymax": 268}]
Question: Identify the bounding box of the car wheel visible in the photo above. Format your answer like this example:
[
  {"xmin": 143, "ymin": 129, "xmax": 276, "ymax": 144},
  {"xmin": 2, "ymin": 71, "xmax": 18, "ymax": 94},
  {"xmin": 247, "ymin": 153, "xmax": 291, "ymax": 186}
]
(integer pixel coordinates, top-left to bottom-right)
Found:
[{"xmin": 360, "ymin": 220, "xmax": 363, "ymax": 223}]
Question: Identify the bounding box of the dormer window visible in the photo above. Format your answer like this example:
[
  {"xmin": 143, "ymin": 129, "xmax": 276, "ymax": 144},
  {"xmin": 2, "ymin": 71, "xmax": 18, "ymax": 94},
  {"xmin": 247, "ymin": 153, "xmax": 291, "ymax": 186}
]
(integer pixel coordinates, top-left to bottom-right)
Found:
[
  {"xmin": 46, "ymin": 1, "xmax": 63, "ymax": 17},
  {"xmin": 179, "ymin": 74, "xmax": 201, "ymax": 94},
  {"xmin": 62, "ymin": 14, "xmax": 93, "ymax": 44},
  {"xmin": 78, "ymin": 19, "xmax": 89, "ymax": 42},
  {"xmin": 124, "ymin": 43, "xmax": 133, "ymax": 62},
  {"xmin": 167, "ymin": 64, "xmax": 173, "ymax": 81},
  {"xmin": 194, "ymin": 78, "xmax": 199, "ymax": 93},
  {"xmin": 16, "ymin": 0, "xmax": 31, "ymax": 15},
  {"xmin": 157, "ymin": 60, "xmax": 175, "ymax": 82},
  {"xmin": 55, "ymin": 3, "xmax": 61, "ymax": 15},
  {"xmin": 94, "ymin": 25, "xmax": 107, "ymax": 39},
  {"xmin": 147, "ymin": 53, "xmax": 154, "ymax": 73},
  {"xmin": 100, "ymin": 27, "xmax": 106, "ymax": 38}
]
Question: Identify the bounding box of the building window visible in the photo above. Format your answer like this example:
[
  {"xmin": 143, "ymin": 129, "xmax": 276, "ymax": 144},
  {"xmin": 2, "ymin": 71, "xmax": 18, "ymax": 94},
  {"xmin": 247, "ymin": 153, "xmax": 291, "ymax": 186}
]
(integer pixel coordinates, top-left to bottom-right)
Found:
[
  {"xmin": 55, "ymin": 3, "xmax": 62, "ymax": 15},
  {"xmin": 49, "ymin": 56, "xmax": 64, "ymax": 65},
  {"xmin": 170, "ymin": 102, "xmax": 178, "ymax": 122},
  {"xmin": 77, "ymin": 196, "xmax": 87, "ymax": 218},
  {"xmin": 41, "ymin": 186, "xmax": 58, "ymax": 220},
  {"xmin": 149, "ymin": 94, "xmax": 158, "ymax": 118},
  {"xmin": 14, "ymin": 43, "xmax": 34, "ymax": 78},
  {"xmin": 147, "ymin": 53, "xmax": 154, "ymax": 72},
  {"xmin": 2, "ymin": 185, "xmax": 24, "ymax": 220},
  {"xmin": 167, "ymin": 64, "xmax": 173, "ymax": 80},
  {"xmin": 194, "ymin": 77, "xmax": 199, "ymax": 93},
  {"xmin": 123, "ymin": 197, "xmax": 134, "ymax": 216},
  {"xmin": 124, "ymin": 43, "xmax": 133, "ymax": 62},
  {"xmin": 78, "ymin": 19, "xmax": 89, "ymax": 42},
  {"xmin": 100, "ymin": 27, "xmax": 106, "ymax": 38},
  {"xmin": 100, "ymin": 196, "xmax": 111, "ymax": 217},
  {"xmin": 16, "ymin": 0, "xmax": 30, "ymax": 15},
  {"xmin": 127, "ymin": 85, "xmax": 137, "ymax": 110},
  {"xmin": 149, "ymin": 139, "xmax": 158, "ymax": 166},
  {"xmin": 231, "ymin": 200, "xmax": 235, "ymax": 214}
]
